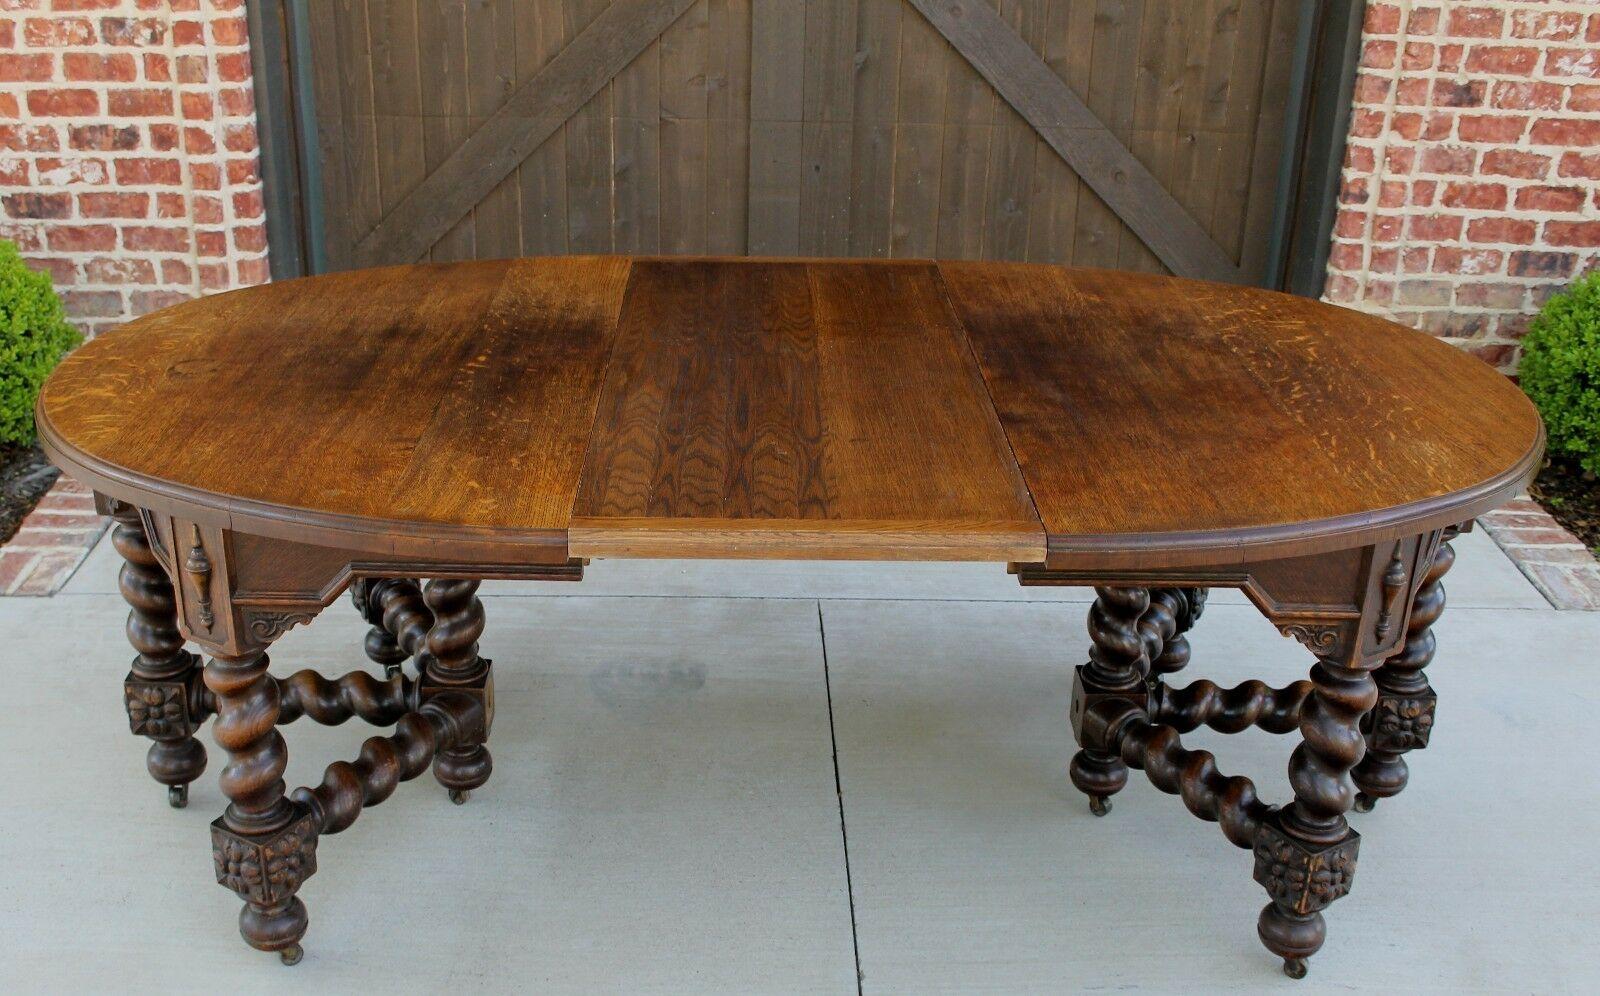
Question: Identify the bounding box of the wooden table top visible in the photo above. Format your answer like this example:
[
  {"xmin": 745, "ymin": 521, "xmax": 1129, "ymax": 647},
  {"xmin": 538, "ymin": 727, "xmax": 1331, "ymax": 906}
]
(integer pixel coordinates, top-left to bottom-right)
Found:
[{"xmin": 39, "ymin": 257, "xmax": 1543, "ymax": 569}]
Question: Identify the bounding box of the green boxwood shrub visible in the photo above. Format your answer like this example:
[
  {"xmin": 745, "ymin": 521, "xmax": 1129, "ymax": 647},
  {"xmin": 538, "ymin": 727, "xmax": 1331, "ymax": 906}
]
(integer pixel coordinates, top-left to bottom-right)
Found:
[
  {"xmin": 0, "ymin": 240, "xmax": 82, "ymax": 447},
  {"xmin": 1520, "ymin": 271, "xmax": 1600, "ymax": 476}
]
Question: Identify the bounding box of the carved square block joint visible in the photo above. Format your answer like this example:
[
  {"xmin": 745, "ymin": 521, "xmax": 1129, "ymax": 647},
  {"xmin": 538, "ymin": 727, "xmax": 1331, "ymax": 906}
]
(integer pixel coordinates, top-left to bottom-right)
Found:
[
  {"xmin": 419, "ymin": 660, "xmax": 494, "ymax": 740},
  {"xmin": 1253, "ymin": 817, "xmax": 1360, "ymax": 916},
  {"xmin": 211, "ymin": 805, "xmax": 319, "ymax": 906},
  {"xmin": 1070, "ymin": 663, "xmax": 1149, "ymax": 753},
  {"xmin": 124, "ymin": 675, "xmax": 193, "ymax": 740},
  {"xmin": 1366, "ymin": 688, "xmax": 1437, "ymax": 753}
]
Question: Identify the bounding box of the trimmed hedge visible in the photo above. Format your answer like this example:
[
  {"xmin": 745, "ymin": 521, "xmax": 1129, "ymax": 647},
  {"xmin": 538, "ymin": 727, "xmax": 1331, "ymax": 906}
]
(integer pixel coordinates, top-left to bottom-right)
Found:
[{"xmin": 1520, "ymin": 271, "xmax": 1600, "ymax": 477}]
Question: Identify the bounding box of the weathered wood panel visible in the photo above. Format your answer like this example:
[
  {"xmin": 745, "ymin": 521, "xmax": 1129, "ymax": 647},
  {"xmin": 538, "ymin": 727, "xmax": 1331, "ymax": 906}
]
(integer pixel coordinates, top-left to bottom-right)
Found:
[{"xmin": 310, "ymin": 0, "xmax": 1303, "ymax": 282}]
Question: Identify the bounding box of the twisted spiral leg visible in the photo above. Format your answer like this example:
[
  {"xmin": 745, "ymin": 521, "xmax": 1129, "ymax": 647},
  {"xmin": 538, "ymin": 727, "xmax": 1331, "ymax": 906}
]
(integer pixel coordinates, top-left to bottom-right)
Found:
[
  {"xmin": 113, "ymin": 503, "xmax": 209, "ymax": 807},
  {"xmin": 422, "ymin": 579, "xmax": 492, "ymax": 803},
  {"xmin": 376, "ymin": 578, "xmax": 434, "ymax": 661},
  {"xmin": 1110, "ymin": 713, "xmax": 1273, "ymax": 848},
  {"xmin": 1354, "ymin": 533, "xmax": 1455, "ymax": 811},
  {"xmin": 275, "ymin": 669, "xmax": 413, "ymax": 727},
  {"xmin": 1144, "ymin": 587, "xmax": 1207, "ymax": 681},
  {"xmin": 291, "ymin": 693, "xmax": 487, "ymax": 834},
  {"xmin": 1256, "ymin": 658, "xmax": 1376, "ymax": 979},
  {"xmin": 1153, "ymin": 679, "xmax": 1313, "ymax": 735},
  {"xmin": 205, "ymin": 650, "xmax": 314, "ymax": 962},
  {"xmin": 1070, "ymin": 586, "xmax": 1151, "ymax": 816},
  {"xmin": 350, "ymin": 579, "xmax": 407, "ymax": 678}
]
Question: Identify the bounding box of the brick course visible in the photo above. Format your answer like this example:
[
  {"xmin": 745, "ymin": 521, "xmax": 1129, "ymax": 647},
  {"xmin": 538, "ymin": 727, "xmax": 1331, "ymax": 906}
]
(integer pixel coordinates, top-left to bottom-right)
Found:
[
  {"xmin": 1325, "ymin": 0, "xmax": 1600, "ymax": 371},
  {"xmin": 0, "ymin": 0, "xmax": 268, "ymax": 337}
]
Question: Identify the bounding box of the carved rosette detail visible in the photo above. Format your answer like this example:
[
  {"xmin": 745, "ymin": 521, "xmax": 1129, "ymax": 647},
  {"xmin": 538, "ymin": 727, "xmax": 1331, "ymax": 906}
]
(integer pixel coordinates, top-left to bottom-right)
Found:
[
  {"xmin": 124, "ymin": 680, "xmax": 191, "ymax": 739},
  {"xmin": 211, "ymin": 807, "xmax": 319, "ymax": 906},
  {"xmin": 183, "ymin": 524, "xmax": 214, "ymax": 629},
  {"xmin": 1253, "ymin": 820, "xmax": 1360, "ymax": 916},
  {"xmin": 1368, "ymin": 693, "xmax": 1437, "ymax": 752}
]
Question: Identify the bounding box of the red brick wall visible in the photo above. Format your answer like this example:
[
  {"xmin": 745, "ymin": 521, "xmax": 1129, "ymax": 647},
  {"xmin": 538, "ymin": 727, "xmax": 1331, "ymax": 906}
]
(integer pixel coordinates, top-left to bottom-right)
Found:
[
  {"xmin": 1326, "ymin": 1, "xmax": 1600, "ymax": 372},
  {"xmin": 0, "ymin": 0, "xmax": 268, "ymax": 337}
]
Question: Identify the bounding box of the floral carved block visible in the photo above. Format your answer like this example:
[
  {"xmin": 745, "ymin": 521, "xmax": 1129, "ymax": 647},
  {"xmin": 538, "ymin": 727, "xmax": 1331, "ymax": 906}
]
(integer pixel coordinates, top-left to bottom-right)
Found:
[
  {"xmin": 1368, "ymin": 690, "xmax": 1437, "ymax": 753},
  {"xmin": 1252, "ymin": 820, "xmax": 1360, "ymax": 916},
  {"xmin": 211, "ymin": 807, "xmax": 319, "ymax": 906},
  {"xmin": 123, "ymin": 676, "xmax": 192, "ymax": 740}
]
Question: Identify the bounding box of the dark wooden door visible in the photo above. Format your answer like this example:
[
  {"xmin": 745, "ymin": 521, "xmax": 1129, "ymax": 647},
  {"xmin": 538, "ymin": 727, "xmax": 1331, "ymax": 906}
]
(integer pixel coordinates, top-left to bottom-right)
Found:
[{"xmin": 258, "ymin": 0, "xmax": 1357, "ymax": 289}]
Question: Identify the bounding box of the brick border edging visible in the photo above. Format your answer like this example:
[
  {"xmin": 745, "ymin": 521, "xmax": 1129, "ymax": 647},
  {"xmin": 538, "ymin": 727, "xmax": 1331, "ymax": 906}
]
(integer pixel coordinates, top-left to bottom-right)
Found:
[
  {"xmin": 1478, "ymin": 497, "xmax": 1600, "ymax": 610},
  {"xmin": 0, "ymin": 475, "xmax": 109, "ymax": 596}
]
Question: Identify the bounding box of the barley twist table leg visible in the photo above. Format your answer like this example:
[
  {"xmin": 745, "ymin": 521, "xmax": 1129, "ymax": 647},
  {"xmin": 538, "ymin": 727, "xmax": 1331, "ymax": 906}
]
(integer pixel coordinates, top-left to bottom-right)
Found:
[
  {"xmin": 1255, "ymin": 658, "xmax": 1376, "ymax": 979},
  {"xmin": 349, "ymin": 578, "xmax": 409, "ymax": 678},
  {"xmin": 113, "ymin": 502, "xmax": 209, "ymax": 808},
  {"xmin": 1070, "ymin": 586, "xmax": 1151, "ymax": 816},
  {"xmin": 205, "ymin": 650, "xmax": 317, "ymax": 965},
  {"xmin": 1142, "ymin": 586, "xmax": 1207, "ymax": 684},
  {"xmin": 421, "ymin": 579, "xmax": 492, "ymax": 804},
  {"xmin": 1353, "ymin": 532, "xmax": 1455, "ymax": 811}
]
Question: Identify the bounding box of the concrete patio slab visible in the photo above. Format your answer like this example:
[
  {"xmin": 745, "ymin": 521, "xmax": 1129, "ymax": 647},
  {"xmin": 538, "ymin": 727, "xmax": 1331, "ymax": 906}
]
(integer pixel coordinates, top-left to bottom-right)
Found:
[
  {"xmin": 822, "ymin": 597, "xmax": 1600, "ymax": 992},
  {"xmin": 0, "ymin": 593, "xmax": 855, "ymax": 993}
]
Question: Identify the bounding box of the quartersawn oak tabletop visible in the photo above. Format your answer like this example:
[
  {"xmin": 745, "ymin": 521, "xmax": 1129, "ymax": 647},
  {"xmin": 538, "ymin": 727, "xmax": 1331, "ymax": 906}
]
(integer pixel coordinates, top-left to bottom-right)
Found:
[{"xmin": 38, "ymin": 257, "xmax": 1543, "ymax": 568}]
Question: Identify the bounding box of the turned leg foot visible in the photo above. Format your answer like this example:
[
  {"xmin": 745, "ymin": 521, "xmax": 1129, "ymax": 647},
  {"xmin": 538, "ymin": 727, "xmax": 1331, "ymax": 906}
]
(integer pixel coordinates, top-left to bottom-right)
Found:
[
  {"xmin": 1252, "ymin": 658, "xmax": 1374, "ymax": 978},
  {"xmin": 422, "ymin": 579, "xmax": 493, "ymax": 802},
  {"xmin": 1353, "ymin": 532, "xmax": 1455, "ymax": 811},
  {"xmin": 206, "ymin": 649, "xmax": 318, "ymax": 961},
  {"xmin": 114, "ymin": 502, "xmax": 212, "ymax": 804},
  {"xmin": 1069, "ymin": 586, "xmax": 1150, "ymax": 814},
  {"xmin": 1069, "ymin": 750, "xmax": 1126, "ymax": 816}
]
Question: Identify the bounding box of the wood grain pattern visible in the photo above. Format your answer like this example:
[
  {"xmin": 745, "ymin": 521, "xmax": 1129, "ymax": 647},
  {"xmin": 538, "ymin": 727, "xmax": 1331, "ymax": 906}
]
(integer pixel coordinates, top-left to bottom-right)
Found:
[
  {"xmin": 40, "ymin": 258, "xmax": 1541, "ymax": 569},
  {"xmin": 937, "ymin": 261, "xmax": 1544, "ymax": 564},
  {"xmin": 309, "ymin": 0, "xmax": 1303, "ymax": 281},
  {"xmin": 41, "ymin": 257, "xmax": 631, "ymax": 560},
  {"xmin": 352, "ymin": 0, "xmax": 696, "ymax": 267},
  {"xmin": 570, "ymin": 259, "xmax": 1044, "ymax": 559}
]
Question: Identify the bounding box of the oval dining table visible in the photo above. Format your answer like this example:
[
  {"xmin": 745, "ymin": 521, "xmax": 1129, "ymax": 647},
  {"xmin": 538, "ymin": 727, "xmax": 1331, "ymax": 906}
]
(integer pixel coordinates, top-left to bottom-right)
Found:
[{"xmin": 37, "ymin": 257, "xmax": 1543, "ymax": 978}]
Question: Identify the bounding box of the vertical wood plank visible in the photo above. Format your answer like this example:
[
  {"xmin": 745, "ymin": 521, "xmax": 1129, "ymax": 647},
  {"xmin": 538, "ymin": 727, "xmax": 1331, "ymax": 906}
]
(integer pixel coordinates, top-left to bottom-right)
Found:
[
  {"xmin": 890, "ymin": 8, "xmax": 946, "ymax": 257},
  {"xmin": 748, "ymin": 0, "xmax": 805, "ymax": 254},
  {"xmin": 1025, "ymin": 0, "xmax": 1091, "ymax": 263},
  {"xmin": 1073, "ymin": 0, "xmax": 1143, "ymax": 268},
  {"xmin": 705, "ymin": 0, "xmax": 751, "ymax": 253},
  {"xmin": 983, "ymin": 0, "xmax": 1046, "ymax": 261},
  {"xmin": 304, "ymin": 1, "xmax": 351, "ymax": 269},
  {"xmin": 847, "ymin": 0, "xmax": 902, "ymax": 257},
  {"xmin": 416, "ymin": 0, "xmax": 473, "ymax": 261},
  {"xmin": 466, "ymin": 0, "xmax": 521, "ymax": 258},
  {"xmin": 661, "ymin": 0, "xmax": 709, "ymax": 253},
  {"xmin": 564, "ymin": 0, "xmax": 615, "ymax": 253},
  {"xmin": 798, "ymin": 0, "xmax": 858, "ymax": 256},
  {"xmin": 1239, "ymin": 0, "xmax": 1302, "ymax": 281},
  {"xmin": 513, "ymin": 0, "xmax": 570, "ymax": 255},
  {"xmin": 367, "ymin": 0, "xmax": 428, "ymax": 264},
  {"xmin": 934, "ymin": 0, "xmax": 994, "ymax": 259},
  {"xmin": 612, "ymin": 33, "xmax": 662, "ymax": 253}
]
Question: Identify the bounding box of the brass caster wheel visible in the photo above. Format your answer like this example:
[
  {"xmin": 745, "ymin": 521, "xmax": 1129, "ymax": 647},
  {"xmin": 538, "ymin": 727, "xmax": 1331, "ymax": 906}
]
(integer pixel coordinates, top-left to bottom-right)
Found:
[
  {"xmin": 279, "ymin": 944, "xmax": 304, "ymax": 967},
  {"xmin": 1282, "ymin": 958, "xmax": 1307, "ymax": 980},
  {"xmin": 168, "ymin": 784, "xmax": 188, "ymax": 809},
  {"xmin": 1088, "ymin": 795, "xmax": 1111, "ymax": 817},
  {"xmin": 1352, "ymin": 792, "xmax": 1376, "ymax": 813},
  {"xmin": 449, "ymin": 789, "xmax": 470, "ymax": 805}
]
